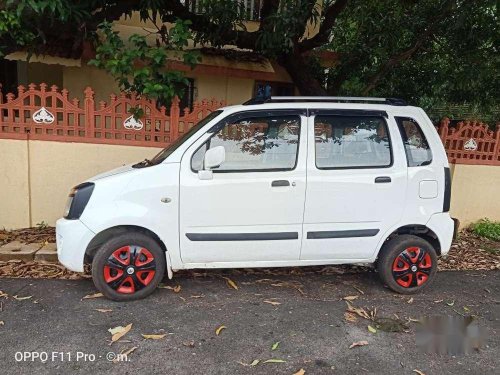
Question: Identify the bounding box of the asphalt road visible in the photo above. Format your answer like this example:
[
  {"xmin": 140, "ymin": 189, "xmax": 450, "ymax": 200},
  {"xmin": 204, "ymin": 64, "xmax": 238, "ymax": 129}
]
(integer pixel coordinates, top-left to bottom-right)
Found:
[{"xmin": 0, "ymin": 269, "xmax": 499, "ymax": 374}]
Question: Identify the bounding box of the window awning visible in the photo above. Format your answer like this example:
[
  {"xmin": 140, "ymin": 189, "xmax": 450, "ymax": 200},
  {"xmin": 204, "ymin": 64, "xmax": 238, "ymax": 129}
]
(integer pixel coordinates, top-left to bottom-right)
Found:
[{"xmin": 5, "ymin": 51, "xmax": 82, "ymax": 67}]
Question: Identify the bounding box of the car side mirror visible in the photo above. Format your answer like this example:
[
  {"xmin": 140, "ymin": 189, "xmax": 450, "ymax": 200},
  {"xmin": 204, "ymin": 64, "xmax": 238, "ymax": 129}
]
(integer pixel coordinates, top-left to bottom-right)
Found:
[{"xmin": 198, "ymin": 146, "xmax": 225, "ymax": 180}]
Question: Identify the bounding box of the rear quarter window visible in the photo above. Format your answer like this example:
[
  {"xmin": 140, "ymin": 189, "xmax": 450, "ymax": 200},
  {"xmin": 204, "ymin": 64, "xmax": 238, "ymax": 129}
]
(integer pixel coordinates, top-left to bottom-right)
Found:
[{"xmin": 395, "ymin": 117, "xmax": 432, "ymax": 167}]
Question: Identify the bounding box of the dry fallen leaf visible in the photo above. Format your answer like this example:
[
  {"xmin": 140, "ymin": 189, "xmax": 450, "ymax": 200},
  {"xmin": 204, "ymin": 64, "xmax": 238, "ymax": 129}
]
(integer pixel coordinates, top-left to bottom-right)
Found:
[
  {"xmin": 344, "ymin": 312, "xmax": 358, "ymax": 323},
  {"xmin": 13, "ymin": 295, "xmax": 33, "ymax": 301},
  {"xmin": 352, "ymin": 285, "xmax": 365, "ymax": 295},
  {"xmin": 345, "ymin": 301, "xmax": 374, "ymax": 320},
  {"xmin": 215, "ymin": 325, "xmax": 226, "ymax": 336},
  {"xmin": 349, "ymin": 340, "xmax": 368, "ymax": 349},
  {"xmin": 263, "ymin": 300, "xmax": 281, "ymax": 306},
  {"xmin": 256, "ymin": 279, "xmax": 305, "ymax": 295},
  {"xmin": 446, "ymin": 300, "xmax": 455, "ymax": 306},
  {"xmin": 263, "ymin": 359, "xmax": 286, "ymax": 364},
  {"xmin": 0, "ymin": 291, "xmax": 8, "ymax": 298},
  {"xmin": 113, "ymin": 346, "xmax": 137, "ymax": 363},
  {"xmin": 108, "ymin": 323, "xmax": 132, "ymax": 344},
  {"xmin": 0, "ymin": 320, "xmax": 4, "ymax": 326},
  {"xmin": 238, "ymin": 359, "xmax": 260, "ymax": 367},
  {"xmin": 183, "ymin": 340, "xmax": 195, "ymax": 348},
  {"xmin": 82, "ymin": 292, "xmax": 103, "ymax": 300},
  {"xmin": 413, "ymin": 370, "xmax": 425, "ymax": 375},
  {"xmin": 368, "ymin": 325, "xmax": 377, "ymax": 333},
  {"xmin": 141, "ymin": 334, "xmax": 166, "ymax": 340},
  {"xmin": 158, "ymin": 284, "xmax": 182, "ymax": 293},
  {"xmin": 94, "ymin": 308, "xmax": 112, "ymax": 313},
  {"xmin": 293, "ymin": 369, "xmax": 306, "ymax": 375},
  {"xmin": 407, "ymin": 297, "xmax": 414, "ymax": 304},
  {"xmin": 343, "ymin": 295, "xmax": 359, "ymax": 301},
  {"xmin": 271, "ymin": 341, "xmax": 280, "ymax": 351},
  {"xmin": 223, "ymin": 277, "xmax": 238, "ymax": 290}
]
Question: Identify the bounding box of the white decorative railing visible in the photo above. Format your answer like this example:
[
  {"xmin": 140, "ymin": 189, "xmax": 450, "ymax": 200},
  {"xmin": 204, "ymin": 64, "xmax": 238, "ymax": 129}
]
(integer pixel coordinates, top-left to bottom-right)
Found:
[{"xmin": 185, "ymin": 0, "xmax": 262, "ymax": 21}]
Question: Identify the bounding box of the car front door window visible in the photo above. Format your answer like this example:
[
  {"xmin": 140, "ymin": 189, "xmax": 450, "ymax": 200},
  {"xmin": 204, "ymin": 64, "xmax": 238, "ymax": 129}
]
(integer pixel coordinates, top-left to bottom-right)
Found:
[{"xmin": 191, "ymin": 115, "xmax": 301, "ymax": 172}]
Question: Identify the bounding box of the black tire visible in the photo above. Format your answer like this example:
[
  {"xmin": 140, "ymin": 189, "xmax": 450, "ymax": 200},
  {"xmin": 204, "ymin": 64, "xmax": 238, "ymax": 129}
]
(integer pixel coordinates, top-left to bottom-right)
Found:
[
  {"xmin": 92, "ymin": 232, "xmax": 166, "ymax": 301},
  {"xmin": 377, "ymin": 234, "xmax": 438, "ymax": 294}
]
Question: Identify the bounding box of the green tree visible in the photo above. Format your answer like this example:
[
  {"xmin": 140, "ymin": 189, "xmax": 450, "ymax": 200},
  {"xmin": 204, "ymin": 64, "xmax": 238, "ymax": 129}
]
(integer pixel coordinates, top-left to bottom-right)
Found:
[{"xmin": 0, "ymin": 0, "xmax": 497, "ymax": 117}]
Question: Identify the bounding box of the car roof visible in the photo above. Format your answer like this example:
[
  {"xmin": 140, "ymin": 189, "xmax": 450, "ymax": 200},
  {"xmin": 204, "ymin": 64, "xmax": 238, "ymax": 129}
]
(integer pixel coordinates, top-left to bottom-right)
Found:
[
  {"xmin": 220, "ymin": 102, "xmax": 421, "ymax": 114},
  {"xmin": 219, "ymin": 96, "xmax": 422, "ymax": 114}
]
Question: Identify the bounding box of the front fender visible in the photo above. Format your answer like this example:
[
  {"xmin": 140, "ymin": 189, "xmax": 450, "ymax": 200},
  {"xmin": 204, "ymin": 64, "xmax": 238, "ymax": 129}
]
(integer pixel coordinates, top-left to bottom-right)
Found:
[{"xmin": 80, "ymin": 162, "xmax": 182, "ymax": 269}]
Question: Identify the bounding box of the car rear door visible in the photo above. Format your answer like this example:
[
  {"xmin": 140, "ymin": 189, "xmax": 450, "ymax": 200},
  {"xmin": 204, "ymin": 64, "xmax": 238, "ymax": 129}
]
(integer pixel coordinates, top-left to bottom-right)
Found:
[{"xmin": 301, "ymin": 109, "xmax": 407, "ymax": 261}]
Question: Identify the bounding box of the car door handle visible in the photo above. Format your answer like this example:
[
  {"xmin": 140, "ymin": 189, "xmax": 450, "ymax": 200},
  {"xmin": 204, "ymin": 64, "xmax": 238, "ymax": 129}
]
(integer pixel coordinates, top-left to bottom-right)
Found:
[
  {"xmin": 271, "ymin": 180, "xmax": 290, "ymax": 187},
  {"xmin": 374, "ymin": 176, "xmax": 391, "ymax": 183}
]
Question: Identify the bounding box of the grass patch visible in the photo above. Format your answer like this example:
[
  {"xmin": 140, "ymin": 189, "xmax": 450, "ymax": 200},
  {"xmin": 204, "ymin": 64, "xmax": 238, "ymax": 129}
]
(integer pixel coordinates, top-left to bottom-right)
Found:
[
  {"xmin": 471, "ymin": 219, "xmax": 500, "ymax": 241},
  {"xmin": 483, "ymin": 246, "xmax": 500, "ymax": 255}
]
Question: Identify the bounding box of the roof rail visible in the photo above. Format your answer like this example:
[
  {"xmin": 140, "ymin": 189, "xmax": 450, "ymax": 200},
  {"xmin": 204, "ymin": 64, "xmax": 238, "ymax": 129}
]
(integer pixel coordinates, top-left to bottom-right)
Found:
[{"xmin": 243, "ymin": 96, "xmax": 408, "ymax": 106}]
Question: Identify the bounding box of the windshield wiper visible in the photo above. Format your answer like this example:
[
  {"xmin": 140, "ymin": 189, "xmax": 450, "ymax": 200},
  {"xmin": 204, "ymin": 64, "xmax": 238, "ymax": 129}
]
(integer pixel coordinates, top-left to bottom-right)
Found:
[{"xmin": 132, "ymin": 158, "xmax": 153, "ymax": 168}]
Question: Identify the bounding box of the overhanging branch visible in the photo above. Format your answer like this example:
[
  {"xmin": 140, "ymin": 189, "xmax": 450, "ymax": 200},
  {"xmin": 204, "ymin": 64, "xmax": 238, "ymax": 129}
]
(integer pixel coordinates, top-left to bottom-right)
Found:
[{"xmin": 298, "ymin": 0, "xmax": 349, "ymax": 52}]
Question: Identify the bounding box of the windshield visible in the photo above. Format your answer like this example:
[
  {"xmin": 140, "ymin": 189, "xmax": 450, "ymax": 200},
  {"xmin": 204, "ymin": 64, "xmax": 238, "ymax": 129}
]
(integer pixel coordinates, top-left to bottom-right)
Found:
[{"xmin": 134, "ymin": 110, "xmax": 223, "ymax": 168}]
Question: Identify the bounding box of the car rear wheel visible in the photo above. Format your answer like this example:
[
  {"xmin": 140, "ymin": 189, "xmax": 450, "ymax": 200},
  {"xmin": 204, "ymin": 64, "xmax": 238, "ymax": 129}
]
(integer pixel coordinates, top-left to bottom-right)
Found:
[
  {"xmin": 377, "ymin": 234, "xmax": 437, "ymax": 294},
  {"xmin": 92, "ymin": 232, "xmax": 166, "ymax": 301}
]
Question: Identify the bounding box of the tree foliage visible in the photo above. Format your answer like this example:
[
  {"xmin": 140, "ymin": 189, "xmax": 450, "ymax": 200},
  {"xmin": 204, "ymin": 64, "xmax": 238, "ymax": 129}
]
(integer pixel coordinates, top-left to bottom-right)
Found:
[
  {"xmin": 328, "ymin": 0, "xmax": 499, "ymax": 121},
  {"xmin": 0, "ymin": 0, "xmax": 497, "ymax": 119}
]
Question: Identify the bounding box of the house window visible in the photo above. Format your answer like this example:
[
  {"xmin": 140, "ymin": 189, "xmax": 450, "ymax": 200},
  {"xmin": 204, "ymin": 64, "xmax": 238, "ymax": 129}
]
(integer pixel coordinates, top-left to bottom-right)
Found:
[
  {"xmin": 178, "ymin": 78, "xmax": 195, "ymax": 112},
  {"xmin": 254, "ymin": 81, "xmax": 295, "ymax": 97}
]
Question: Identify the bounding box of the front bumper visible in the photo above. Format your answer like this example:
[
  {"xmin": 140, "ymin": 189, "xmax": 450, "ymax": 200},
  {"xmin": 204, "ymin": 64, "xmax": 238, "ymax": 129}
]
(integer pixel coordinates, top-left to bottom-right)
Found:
[{"xmin": 56, "ymin": 218, "xmax": 96, "ymax": 272}]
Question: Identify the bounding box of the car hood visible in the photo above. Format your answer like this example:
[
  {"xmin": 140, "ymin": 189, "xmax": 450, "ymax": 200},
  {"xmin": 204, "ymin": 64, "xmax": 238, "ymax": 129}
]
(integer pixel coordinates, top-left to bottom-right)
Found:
[{"xmin": 89, "ymin": 164, "xmax": 137, "ymax": 181}]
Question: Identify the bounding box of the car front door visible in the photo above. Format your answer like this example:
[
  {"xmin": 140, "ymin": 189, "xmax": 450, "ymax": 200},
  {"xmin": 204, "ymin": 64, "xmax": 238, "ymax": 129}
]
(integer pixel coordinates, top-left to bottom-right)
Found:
[
  {"xmin": 179, "ymin": 110, "xmax": 307, "ymax": 264},
  {"xmin": 301, "ymin": 110, "xmax": 407, "ymax": 261}
]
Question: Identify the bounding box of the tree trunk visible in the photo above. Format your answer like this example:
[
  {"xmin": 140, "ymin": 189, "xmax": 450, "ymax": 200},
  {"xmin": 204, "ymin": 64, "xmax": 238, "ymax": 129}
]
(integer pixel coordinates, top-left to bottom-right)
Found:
[{"xmin": 280, "ymin": 53, "xmax": 327, "ymax": 96}]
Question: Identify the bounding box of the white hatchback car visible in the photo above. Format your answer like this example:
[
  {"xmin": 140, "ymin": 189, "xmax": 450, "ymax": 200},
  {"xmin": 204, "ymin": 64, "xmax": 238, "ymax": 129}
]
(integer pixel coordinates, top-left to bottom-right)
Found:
[{"xmin": 56, "ymin": 97, "xmax": 457, "ymax": 300}]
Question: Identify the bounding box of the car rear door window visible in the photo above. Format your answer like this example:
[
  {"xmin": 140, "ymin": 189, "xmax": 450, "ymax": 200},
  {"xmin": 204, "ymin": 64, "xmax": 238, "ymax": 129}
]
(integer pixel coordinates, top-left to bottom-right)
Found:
[{"xmin": 314, "ymin": 115, "xmax": 392, "ymax": 169}]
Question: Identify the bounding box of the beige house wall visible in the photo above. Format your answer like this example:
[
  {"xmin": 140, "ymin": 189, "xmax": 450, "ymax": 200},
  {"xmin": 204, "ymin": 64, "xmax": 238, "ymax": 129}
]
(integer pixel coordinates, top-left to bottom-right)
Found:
[
  {"xmin": 63, "ymin": 65, "xmax": 120, "ymax": 103},
  {"xmin": 28, "ymin": 141, "xmax": 162, "ymax": 226},
  {"xmin": 0, "ymin": 139, "xmax": 30, "ymax": 229},
  {"xmin": 193, "ymin": 74, "xmax": 254, "ymax": 105},
  {"xmin": 2, "ymin": 139, "xmax": 499, "ymax": 229},
  {"xmin": 60, "ymin": 65, "xmax": 256, "ymax": 106},
  {"xmin": 449, "ymin": 164, "xmax": 500, "ymax": 227}
]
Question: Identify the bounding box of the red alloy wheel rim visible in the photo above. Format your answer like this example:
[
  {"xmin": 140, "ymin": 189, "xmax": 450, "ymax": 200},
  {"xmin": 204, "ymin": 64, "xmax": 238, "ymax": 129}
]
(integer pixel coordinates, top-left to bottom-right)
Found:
[
  {"xmin": 391, "ymin": 247, "xmax": 432, "ymax": 288},
  {"xmin": 103, "ymin": 246, "xmax": 156, "ymax": 294}
]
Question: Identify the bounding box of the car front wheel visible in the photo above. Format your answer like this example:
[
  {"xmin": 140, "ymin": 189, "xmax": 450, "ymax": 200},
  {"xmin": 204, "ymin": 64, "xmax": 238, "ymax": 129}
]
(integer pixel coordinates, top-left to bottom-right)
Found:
[{"xmin": 91, "ymin": 232, "xmax": 166, "ymax": 301}]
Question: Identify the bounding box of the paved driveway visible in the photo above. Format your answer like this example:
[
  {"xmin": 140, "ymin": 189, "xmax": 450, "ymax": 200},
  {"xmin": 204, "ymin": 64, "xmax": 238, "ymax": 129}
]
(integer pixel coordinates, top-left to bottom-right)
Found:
[{"xmin": 0, "ymin": 269, "xmax": 498, "ymax": 374}]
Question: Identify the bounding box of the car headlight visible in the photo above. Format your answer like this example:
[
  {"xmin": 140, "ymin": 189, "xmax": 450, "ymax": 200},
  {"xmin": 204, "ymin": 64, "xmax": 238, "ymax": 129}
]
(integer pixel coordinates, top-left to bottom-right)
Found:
[{"xmin": 63, "ymin": 182, "xmax": 95, "ymax": 220}]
